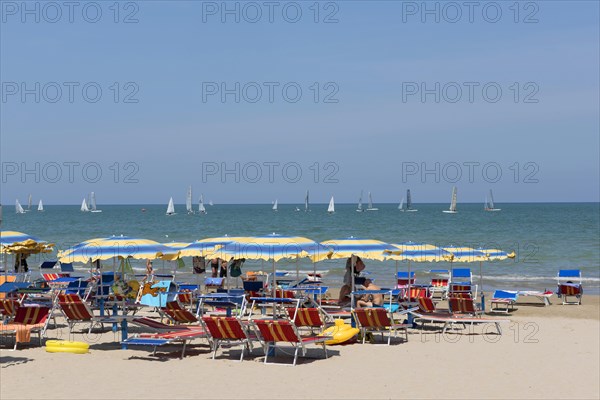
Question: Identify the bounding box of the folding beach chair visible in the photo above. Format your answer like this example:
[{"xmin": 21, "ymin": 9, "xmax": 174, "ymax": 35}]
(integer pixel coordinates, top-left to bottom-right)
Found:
[
  {"xmin": 448, "ymin": 297, "xmax": 483, "ymax": 317},
  {"xmin": 161, "ymin": 300, "xmax": 200, "ymax": 325},
  {"xmin": 286, "ymin": 307, "xmax": 328, "ymax": 334},
  {"xmin": 556, "ymin": 269, "xmax": 583, "ymax": 305},
  {"xmin": 57, "ymin": 293, "xmax": 105, "ymax": 334},
  {"xmin": 451, "ymin": 268, "xmax": 472, "ymax": 284},
  {"xmin": 253, "ymin": 319, "xmax": 329, "ymax": 366},
  {"xmin": 429, "ymin": 278, "xmax": 449, "ymax": 299},
  {"xmin": 0, "ymin": 299, "xmax": 19, "ymax": 323},
  {"xmin": 201, "ymin": 315, "xmax": 258, "ymax": 361},
  {"xmin": 490, "ymin": 290, "xmax": 518, "ymax": 313},
  {"xmin": 409, "ymin": 309, "xmax": 506, "ymax": 335},
  {"xmin": 396, "ymin": 271, "xmax": 416, "ymax": 288},
  {"xmin": 0, "ymin": 305, "xmax": 50, "ymax": 350},
  {"xmin": 352, "ymin": 307, "xmax": 412, "ymax": 345},
  {"xmin": 124, "ymin": 321, "xmax": 207, "ymax": 358}
]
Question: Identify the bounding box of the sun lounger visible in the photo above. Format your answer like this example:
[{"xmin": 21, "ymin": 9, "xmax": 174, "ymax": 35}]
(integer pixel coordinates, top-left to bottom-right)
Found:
[
  {"xmin": 0, "ymin": 305, "xmax": 50, "ymax": 350},
  {"xmin": 396, "ymin": 271, "xmax": 416, "ymax": 288},
  {"xmin": 352, "ymin": 307, "xmax": 413, "ymax": 345},
  {"xmin": 201, "ymin": 315, "xmax": 258, "ymax": 361},
  {"xmin": 516, "ymin": 290, "xmax": 553, "ymax": 306},
  {"xmin": 161, "ymin": 300, "xmax": 199, "ymax": 324},
  {"xmin": 490, "ymin": 290, "xmax": 518, "ymax": 313},
  {"xmin": 57, "ymin": 293, "xmax": 108, "ymax": 334},
  {"xmin": 410, "ymin": 310, "xmax": 507, "ymax": 335},
  {"xmin": 252, "ymin": 318, "xmax": 329, "ymax": 366},
  {"xmin": 448, "ymin": 297, "xmax": 483, "ymax": 317},
  {"xmin": 124, "ymin": 324, "xmax": 207, "ymax": 358}
]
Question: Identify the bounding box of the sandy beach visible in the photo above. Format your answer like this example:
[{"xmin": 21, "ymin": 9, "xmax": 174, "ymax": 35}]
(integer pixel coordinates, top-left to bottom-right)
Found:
[{"xmin": 1, "ymin": 292, "xmax": 599, "ymax": 400}]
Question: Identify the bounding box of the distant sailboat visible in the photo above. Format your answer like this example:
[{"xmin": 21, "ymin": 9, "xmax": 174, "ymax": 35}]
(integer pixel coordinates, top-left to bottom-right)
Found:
[
  {"xmin": 443, "ymin": 187, "xmax": 458, "ymax": 214},
  {"xmin": 80, "ymin": 198, "xmax": 90, "ymax": 212},
  {"xmin": 166, "ymin": 197, "xmax": 176, "ymax": 215},
  {"xmin": 366, "ymin": 192, "xmax": 378, "ymax": 211},
  {"xmin": 37, "ymin": 199, "xmax": 44, "ymax": 212},
  {"xmin": 484, "ymin": 190, "xmax": 501, "ymax": 212},
  {"xmin": 208, "ymin": 200, "xmax": 214, "ymax": 206},
  {"xmin": 198, "ymin": 194, "xmax": 207, "ymax": 214},
  {"xmin": 26, "ymin": 194, "xmax": 32, "ymax": 212},
  {"xmin": 90, "ymin": 192, "xmax": 102, "ymax": 213},
  {"xmin": 327, "ymin": 196, "xmax": 335, "ymax": 214},
  {"xmin": 356, "ymin": 191, "xmax": 364, "ymax": 212},
  {"xmin": 272, "ymin": 199, "xmax": 278, "ymax": 212},
  {"xmin": 186, "ymin": 186, "xmax": 194, "ymax": 214},
  {"xmin": 304, "ymin": 190, "xmax": 310, "ymax": 212},
  {"xmin": 15, "ymin": 199, "xmax": 25, "ymax": 214},
  {"xmin": 399, "ymin": 189, "xmax": 418, "ymax": 212}
]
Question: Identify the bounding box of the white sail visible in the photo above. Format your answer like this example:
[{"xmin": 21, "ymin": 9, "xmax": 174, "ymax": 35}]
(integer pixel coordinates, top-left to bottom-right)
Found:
[
  {"xmin": 27, "ymin": 194, "xmax": 32, "ymax": 211},
  {"xmin": 208, "ymin": 200, "xmax": 214, "ymax": 206},
  {"xmin": 90, "ymin": 192, "xmax": 102, "ymax": 213},
  {"xmin": 327, "ymin": 196, "xmax": 335, "ymax": 213},
  {"xmin": 366, "ymin": 192, "xmax": 378, "ymax": 211},
  {"xmin": 443, "ymin": 187, "xmax": 458, "ymax": 213},
  {"xmin": 37, "ymin": 199, "xmax": 44, "ymax": 212},
  {"xmin": 166, "ymin": 197, "xmax": 176, "ymax": 215},
  {"xmin": 485, "ymin": 189, "xmax": 501, "ymax": 211},
  {"xmin": 186, "ymin": 186, "xmax": 194, "ymax": 214},
  {"xmin": 272, "ymin": 199, "xmax": 278, "ymax": 211},
  {"xmin": 304, "ymin": 190, "xmax": 310, "ymax": 212},
  {"xmin": 357, "ymin": 191, "xmax": 364, "ymax": 212},
  {"xmin": 199, "ymin": 194, "xmax": 206, "ymax": 214},
  {"xmin": 81, "ymin": 198, "xmax": 90, "ymax": 212},
  {"xmin": 399, "ymin": 197, "xmax": 404, "ymax": 211},
  {"xmin": 15, "ymin": 199, "xmax": 25, "ymax": 214}
]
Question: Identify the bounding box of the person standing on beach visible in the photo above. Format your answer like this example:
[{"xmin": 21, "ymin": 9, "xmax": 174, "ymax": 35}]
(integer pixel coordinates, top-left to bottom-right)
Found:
[
  {"xmin": 338, "ymin": 256, "xmax": 366, "ymax": 304},
  {"xmin": 356, "ymin": 279, "xmax": 384, "ymax": 307}
]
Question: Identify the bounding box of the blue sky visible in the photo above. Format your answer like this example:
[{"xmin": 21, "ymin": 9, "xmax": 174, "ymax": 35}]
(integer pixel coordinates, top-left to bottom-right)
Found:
[{"xmin": 1, "ymin": 1, "xmax": 598, "ymax": 205}]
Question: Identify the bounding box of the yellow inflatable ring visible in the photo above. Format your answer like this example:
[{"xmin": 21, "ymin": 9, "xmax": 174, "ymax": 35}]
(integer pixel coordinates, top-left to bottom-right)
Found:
[
  {"xmin": 45, "ymin": 340, "xmax": 89, "ymax": 354},
  {"xmin": 321, "ymin": 319, "xmax": 359, "ymax": 345}
]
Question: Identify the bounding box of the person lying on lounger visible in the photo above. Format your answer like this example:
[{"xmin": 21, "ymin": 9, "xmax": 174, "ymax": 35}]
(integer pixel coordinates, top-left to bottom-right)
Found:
[{"xmin": 356, "ymin": 279, "xmax": 384, "ymax": 308}]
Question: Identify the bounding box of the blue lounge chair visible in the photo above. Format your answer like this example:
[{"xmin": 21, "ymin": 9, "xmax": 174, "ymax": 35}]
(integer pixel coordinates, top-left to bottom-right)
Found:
[{"xmin": 490, "ymin": 290, "xmax": 518, "ymax": 313}]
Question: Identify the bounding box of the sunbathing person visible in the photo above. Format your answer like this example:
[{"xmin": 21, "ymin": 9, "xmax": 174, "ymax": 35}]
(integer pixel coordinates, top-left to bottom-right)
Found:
[{"xmin": 356, "ymin": 279, "xmax": 384, "ymax": 307}]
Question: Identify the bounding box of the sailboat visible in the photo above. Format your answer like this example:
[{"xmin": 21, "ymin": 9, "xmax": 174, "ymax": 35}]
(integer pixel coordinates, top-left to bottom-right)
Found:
[
  {"xmin": 26, "ymin": 194, "xmax": 32, "ymax": 212},
  {"xmin": 366, "ymin": 192, "xmax": 378, "ymax": 211},
  {"xmin": 166, "ymin": 197, "xmax": 176, "ymax": 215},
  {"xmin": 198, "ymin": 194, "xmax": 207, "ymax": 214},
  {"xmin": 304, "ymin": 190, "xmax": 310, "ymax": 212},
  {"xmin": 37, "ymin": 199, "xmax": 44, "ymax": 212},
  {"xmin": 356, "ymin": 191, "xmax": 364, "ymax": 212},
  {"xmin": 272, "ymin": 199, "xmax": 278, "ymax": 212},
  {"xmin": 80, "ymin": 198, "xmax": 90, "ymax": 212},
  {"xmin": 90, "ymin": 192, "xmax": 102, "ymax": 213},
  {"xmin": 15, "ymin": 199, "xmax": 25, "ymax": 214},
  {"xmin": 399, "ymin": 189, "xmax": 418, "ymax": 212},
  {"xmin": 208, "ymin": 200, "xmax": 214, "ymax": 206},
  {"xmin": 186, "ymin": 186, "xmax": 194, "ymax": 214},
  {"xmin": 327, "ymin": 196, "xmax": 335, "ymax": 214},
  {"xmin": 443, "ymin": 187, "xmax": 458, "ymax": 213},
  {"xmin": 484, "ymin": 190, "xmax": 501, "ymax": 212}
]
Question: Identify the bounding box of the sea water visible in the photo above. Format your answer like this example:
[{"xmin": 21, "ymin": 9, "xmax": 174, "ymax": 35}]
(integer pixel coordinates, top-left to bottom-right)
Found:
[{"xmin": 2, "ymin": 203, "xmax": 599, "ymax": 294}]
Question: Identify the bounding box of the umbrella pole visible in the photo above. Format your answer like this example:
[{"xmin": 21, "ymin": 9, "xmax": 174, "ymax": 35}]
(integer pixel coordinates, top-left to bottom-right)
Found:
[
  {"xmin": 479, "ymin": 261, "xmax": 485, "ymax": 311},
  {"xmin": 296, "ymin": 257, "xmax": 299, "ymax": 284}
]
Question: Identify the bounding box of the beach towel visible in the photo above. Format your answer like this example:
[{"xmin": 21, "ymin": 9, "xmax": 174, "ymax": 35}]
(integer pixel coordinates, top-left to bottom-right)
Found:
[{"xmin": 0, "ymin": 322, "xmax": 45, "ymax": 343}]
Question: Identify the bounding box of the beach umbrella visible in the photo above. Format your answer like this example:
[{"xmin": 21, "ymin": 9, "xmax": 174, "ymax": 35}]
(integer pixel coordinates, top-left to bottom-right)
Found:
[
  {"xmin": 1, "ymin": 231, "xmax": 55, "ymax": 273},
  {"xmin": 384, "ymin": 242, "xmax": 454, "ymax": 299},
  {"xmin": 207, "ymin": 234, "xmax": 332, "ymax": 297},
  {"xmin": 442, "ymin": 245, "xmax": 489, "ymax": 308},
  {"xmin": 178, "ymin": 236, "xmax": 241, "ymax": 258},
  {"xmin": 320, "ymin": 237, "xmax": 397, "ymax": 308}
]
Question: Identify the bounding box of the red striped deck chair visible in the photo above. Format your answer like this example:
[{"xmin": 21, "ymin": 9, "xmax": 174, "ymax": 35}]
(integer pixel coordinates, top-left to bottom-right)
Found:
[
  {"xmin": 449, "ymin": 284, "xmax": 473, "ymax": 299},
  {"xmin": 0, "ymin": 299, "xmax": 19, "ymax": 323},
  {"xmin": 403, "ymin": 287, "xmax": 429, "ymax": 302},
  {"xmin": 128, "ymin": 325, "xmax": 207, "ymax": 358},
  {"xmin": 448, "ymin": 297, "xmax": 483, "ymax": 317},
  {"xmin": 178, "ymin": 291, "xmax": 194, "ymax": 306},
  {"xmin": 253, "ymin": 319, "xmax": 329, "ymax": 366},
  {"xmin": 201, "ymin": 316, "xmax": 257, "ymax": 361},
  {"xmin": 57, "ymin": 293, "xmax": 101, "ymax": 334},
  {"xmin": 0, "ymin": 305, "xmax": 50, "ymax": 350},
  {"xmin": 558, "ymin": 284, "xmax": 582, "ymax": 305},
  {"xmin": 275, "ymin": 289, "xmax": 296, "ymax": 299},
  {"xmin": 162, "ymin": 301, "xmax": 199, "ymax": 325},
  {"xmin": 429, "ymin": 278, "xmax": 449, "ymax": 299},
  {"xmin": 42, "ymin": 273, "xmax": 70, "ymax": 283},
  {"xmin": 286, "ymin": 308, "xmax": 326, "ymax": 334},
  {"xmin": 353, "ymin": 307, "xmax": 410, "ymax": 345},
  {"xmin": 417, "ymin": 297, "xmax": 437, "ymax": 314}
]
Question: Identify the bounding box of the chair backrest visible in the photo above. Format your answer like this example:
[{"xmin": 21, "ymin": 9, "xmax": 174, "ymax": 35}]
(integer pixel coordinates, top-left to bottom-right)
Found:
[
  {"xmin": 558, "ymin": 284, "xmax": 582, "ymax": 295},
  {"xmin": 287, "ymin": 308, "xmax": 324, "ymax": 328},
  {"xmin": 60, "ymin": 263, "xmax": 74, "ymax": 272},
  {"xmin": 492, "ymin": 290, "xmax": 518, "ymax": 300},
  {"xmin": 202, "ymin": 316, "xmax": 247, "ymax": 340},
  {"xmin": 354, "ymin": 308, "xmax": 392, "ymax": 328},
  {"xmin": 14, "ymin": 305, "xmax": 50, "ymax": 325},
  {"xmin": 164, "ymin": 301, "xmax": 198, "ymax": 323},
  {"xmin": 451, "ymin": 268, "xmax": 472, "ymax": 282},
  {"xmin": 204, "ymin": 277, "xmax": 224, "ymax": 288},
  {"xmin": 449, "ymin": 297, "xmax": 477, "ymax": 314},
  {"xmin": 397, "ymin": 272, "xmax": 416, "ymax": 286},
  {"xmin": 0, "ymin": 299, "xmax": 19, "ymax": 317},
  {"xmin": 430, "ymin": 278, "xmax": 448, "ymax": 287},
  {"xmin": 254, "ymin": 319, "xmax": 300, "ymax": 343},
  {"xmin": 406, "ymin": 287, "xmax": 428, "ymax": 300},
  {"xmin": 558, "ymin": 269, "xmax": 582, "ymax": 283},
  {"xmin": 450, "ymin": 284, "xmax": 472, "ymax": 297},
  {"xmin": 40, "ymin": 261, "xmax": 58, "ymax": 269},
  {"xmin": 275, "ymin": 289, "xmax": 296, "ymax": 299},
  {"xmin": 417, "ymin": 297, "xmax": 436, "ymax": 313},
  {"xmin": 178, "ymin": 292, "xmax": 193, "ymax": 304},
  {"xmin": 242, "ymin": 280, "xmax": 264, "ymax": 293},
  {"xmin": 58, "ymin": 294, "xmax": 94, "ymax": 321},
  {"xmin": 42, "ymin": 273, "xmax": 70, "ymax": 282}
]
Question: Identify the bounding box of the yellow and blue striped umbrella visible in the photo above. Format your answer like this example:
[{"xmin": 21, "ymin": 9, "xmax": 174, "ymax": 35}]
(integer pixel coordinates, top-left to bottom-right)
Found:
[
  {"xmin": 177, "ymin": 236, "xmax": 244, "ymax": 258},
  {"xmin": 320, "ymin": 237, "xmax": 396, "ymax": 261},
  {"xmin": 208, "ymin": 234, "xmax": 331, "ymax": 263},
  {"xmin": 385, "ymin": 242, "xmax": 454, "ymax": 262},
  {"xmin": 58, "ymin": 235, "xmax": 180, "ymax": 263},
  {"xmin": 1, "ymin": 231, "xmax": 54, "ymax": 254},
  {"xmin": 478, "ymin": 248, "xmax": 516, "ymax": 261},
  {"xmin": 442, "ymin": 246, "xmax": 488, "ymax": 263}
]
